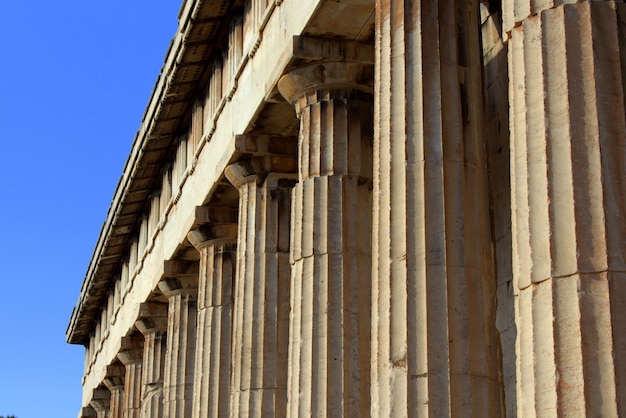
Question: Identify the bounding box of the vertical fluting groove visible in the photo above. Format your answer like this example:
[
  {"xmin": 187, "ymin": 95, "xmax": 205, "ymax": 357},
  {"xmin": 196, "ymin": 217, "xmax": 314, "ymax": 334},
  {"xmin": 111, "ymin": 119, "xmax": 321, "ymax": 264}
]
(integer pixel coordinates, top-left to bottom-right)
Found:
[
  {"xmin": 373, "ymin": 0, "xmax": 501, "ymax": 416},
  {"xmin": 163, "ymin": 293, "xmax": 196, "ymax": 418},
  {"xmin": 460, "ymin": 2, "xmax": 501, "ymax": 414},
  {"xmin": 230, "ymin": 195, "xmax": 248, "ymax": 418},
  {"xmin": 481, "ymin": 1, "xmax": 516, "ymax": 414},
  {"xmin": 520, "ymin": 9, "xmax": 557, "ymax": 417},
  {"xmin": 605, "ymin": 5, "xmax": 626, "ymax": 414},
  {"xmin": 506, "ymin": 1, "xmax": 626, "ymax": 416},
  {"xmin": 288, "ymin": 92, "xmax": 372, "ymax": 417},
  {"xmin": 371, "ymin": 0, "xmax": 384, "ymax": 410},
  {"xmin": 287, "ymin": 183, "xmax": 303, "ymax": 418},
  {"xmin": 192, "ymin": 241, "xmax": 235, "ymax": 418},
  {"xmin": 230, "ymin": 175, "xmax": 293, "ymax": 418},
  {"xmin": 509, "ymin": 17, "xmax": 533, "ymax": 418}
]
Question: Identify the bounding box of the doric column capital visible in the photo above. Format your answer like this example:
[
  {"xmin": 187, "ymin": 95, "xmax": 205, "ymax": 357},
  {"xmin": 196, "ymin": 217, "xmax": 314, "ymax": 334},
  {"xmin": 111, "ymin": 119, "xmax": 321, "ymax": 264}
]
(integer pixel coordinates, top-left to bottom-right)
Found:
[
  {"xmin": 103, "ymin": 364, "xmax": 125, "ymax": 391},
  {"xmin": 278, "ymin": 62, "xmax": 373, "ymax": 114},
  {"xmin": 89, "ymin": 388, "xmax": 110, "ymax": 417},
  {"xmin": 159, "ymin": 260, "xmax": 199, "ymax": 298},
  {"xmin": 117, "ymin": 335, "xmax": 144, "ymax": 366},
  {"xmin": 187, "ymin": 223, "xmax": 238, "ymax": 250},
  {"xmin": 135, "ymin": 302, "xmax": 168, "ymax": 335},
  {"xmin": 224, "ymin": 156, "xmax": 298, "ymax": 188}
]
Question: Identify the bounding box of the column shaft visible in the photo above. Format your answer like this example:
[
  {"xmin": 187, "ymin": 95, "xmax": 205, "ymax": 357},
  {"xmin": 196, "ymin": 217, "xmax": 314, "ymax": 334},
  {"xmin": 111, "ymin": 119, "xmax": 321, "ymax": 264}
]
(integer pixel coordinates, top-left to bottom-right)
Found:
[
  {"xmin": 284, "ymin": 88, "xmax": 373, "ymax": 418},
  {"xmin": 109, "ymin": 387, "xmax": 124, "ymax": 418},
  {"xmin": 162, "ymin": 291, "xmax": 197, "ymax": 418},
  {"xmin": 372, "ymin": 1, "xmax": 501, "ymax": 416},
  {"xmin": 229, "ymin": 174, "xmax": 294, "ymax": 418},
  {"xmin": 190, "ymin": 234, "xmax": 237, "ymax": 418},
  {"xmin": 137, "ymin": 317, "xmax": 167, "ymax": 418},
  {"xmin": 104, "ymin": 367, "xmax": 125, "ymax": 418},
  {"xmin": 122, "ymin": 361, "xmax": 142, "ymax": 418},
  {"xmin": 118, "ymin": 338, "xmax": 143, "ymax": 418},
  {"xmin": 505, "ymin": 2, "xmax": 626, "ymax": 416},
  {"xmin": 142, "ymin": 332, "xmax": 166, "ymax": 418}
]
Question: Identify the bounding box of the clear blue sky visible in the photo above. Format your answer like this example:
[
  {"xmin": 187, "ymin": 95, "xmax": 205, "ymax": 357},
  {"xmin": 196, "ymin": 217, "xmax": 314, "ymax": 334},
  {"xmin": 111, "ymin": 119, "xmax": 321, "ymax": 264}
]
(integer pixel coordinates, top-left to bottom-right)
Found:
[{"xmin": 0, "ymin": 2, "xmax": 181, "ymax": 416}]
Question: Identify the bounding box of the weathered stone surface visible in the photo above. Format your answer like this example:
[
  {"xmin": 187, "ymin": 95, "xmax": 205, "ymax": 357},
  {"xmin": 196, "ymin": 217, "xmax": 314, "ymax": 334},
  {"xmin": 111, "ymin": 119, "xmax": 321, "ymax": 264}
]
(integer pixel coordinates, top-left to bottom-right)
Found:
[
  {"xmin": 67, "ymin": 1, "xmax": 626, "ymax": 417},
  {"xmin": 371, "ymin": 1, "xmax": 502, "ymax": 416},
  {"xmin": 507, "ymin": 2, "xmax": 626, "ymax": 416}
]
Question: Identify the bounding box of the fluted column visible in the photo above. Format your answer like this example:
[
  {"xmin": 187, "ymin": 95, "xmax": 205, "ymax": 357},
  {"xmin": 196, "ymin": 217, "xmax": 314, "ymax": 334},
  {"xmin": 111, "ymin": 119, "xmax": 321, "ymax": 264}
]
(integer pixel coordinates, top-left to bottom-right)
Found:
[
  {"xmin": 504, "ymin": 1, "xmax": 626, "ymax": 416},
  {"xmin": 225, "ymin": 157, "xmax": 297, "ymax": 418},
  {"xmin": 104, "ymin": 364, "xmax": 125, "ymax": 418},
  {"xmin": 136, "ymin": 303, "xmax": 168, "ymax": 418},
  {"xmin": 372, "ymin": 1, "xmax": 501, "ymax": 416},
  {"xmin": 188, "ymin": 222, "xmax": 238, "ymax": 418},
  {"xmin": 278, "ymin": 61, "xmax": 373, "ymax": 418},
  {"xmin": 117, "ymin": 335, "xmax": 143, "ymax": 418},
  {"xmin": 159, "ymin": 270, "xmax": 198, "ymax": 418}
]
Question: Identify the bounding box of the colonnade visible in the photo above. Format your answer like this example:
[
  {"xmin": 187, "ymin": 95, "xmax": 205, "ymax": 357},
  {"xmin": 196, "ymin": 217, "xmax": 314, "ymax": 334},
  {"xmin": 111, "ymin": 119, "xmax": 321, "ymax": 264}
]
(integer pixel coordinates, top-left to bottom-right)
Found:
[{"xmin": 79, "ymin": 1, "xmax": 626, "ymax": 417}]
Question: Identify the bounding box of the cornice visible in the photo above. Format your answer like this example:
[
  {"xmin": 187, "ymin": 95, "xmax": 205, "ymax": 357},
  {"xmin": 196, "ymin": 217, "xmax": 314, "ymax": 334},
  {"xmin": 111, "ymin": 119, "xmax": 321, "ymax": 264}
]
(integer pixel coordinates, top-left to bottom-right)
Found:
[{"xmin": 67, "ymin": 0, "xmax": 238, "ymax": 345}]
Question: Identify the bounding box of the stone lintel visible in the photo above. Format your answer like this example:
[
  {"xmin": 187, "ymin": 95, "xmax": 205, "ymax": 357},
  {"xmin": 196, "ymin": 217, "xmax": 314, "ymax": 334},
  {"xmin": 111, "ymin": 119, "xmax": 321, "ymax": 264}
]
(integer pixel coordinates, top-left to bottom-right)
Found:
[
  {"xmin": 235, "ymin": 135, "xmax": 298, "ymax": 157},
  {"xmin": 187, "ymin": 224, "xmax": 238, "ymax": 250},
  {"xmin": 162, "ymin": 259, "xmax": 199, "ymax": 279},
  {"xmin": 224, "ymin": 156, "xmax": 298, "ymax": 188},
  {"xmin": 194, "ymin": 205, "xmax": 239, "ymax": 225},
  {"xmin": 120, "ymin": 335, "xmax": 144, "ymax": 351},
  {"xmin": 292, "ymin": 35, "xmax": 374, "ymax": 65},
  {"xmin": 106, "ymin": 364, "xmax": 125, "ymax": 378},
  {"xmin": 138, "ymin": 302, "xmax": 168, "ymax": 318}
]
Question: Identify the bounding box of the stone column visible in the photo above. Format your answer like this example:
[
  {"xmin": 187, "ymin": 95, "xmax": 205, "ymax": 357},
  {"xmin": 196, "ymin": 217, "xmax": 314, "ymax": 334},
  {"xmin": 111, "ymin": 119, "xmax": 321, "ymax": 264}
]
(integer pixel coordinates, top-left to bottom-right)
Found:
[
  {"xmin": 278, "ymin": 62, "xmax": 374, "ymax": 417},
  {"xmin": 91, "ymin": 388, "xmax": 111, "ymax": 418},
  {"xmin": 103, "ymin": 364, "xmax": 125, "ymax": 418},
  {"xmin": 136, "ymin": 303, "xmax": 168, "ymax": 418},
  {"xmin": 117, "ymin": 335, "xmax": 144, "ymax": 418},
  {"xmin": 188, "ymin": 221, "xmax": 238, "ymax": 418},
  {"xmin": 159, "ymin": 266, "xmax": 198, "ymax": 418},
  {"xmin": 503, "ymin": 1, "xmax": 626, "ymax": 416},
  {"xmin": 372, "ymin": 1, "xmax": 502, "ymax": 416},
  {"xmin": 225, "ymin": 156, "xmax": 297, "ymax": 418}
]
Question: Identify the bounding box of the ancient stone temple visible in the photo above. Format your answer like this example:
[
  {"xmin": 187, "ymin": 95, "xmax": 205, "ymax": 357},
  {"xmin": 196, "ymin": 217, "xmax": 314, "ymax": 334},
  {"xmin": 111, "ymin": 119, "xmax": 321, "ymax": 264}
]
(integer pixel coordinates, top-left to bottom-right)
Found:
[{"xmin": 66, "ymin": 0, "xmax": 626, "ymax": 416}]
